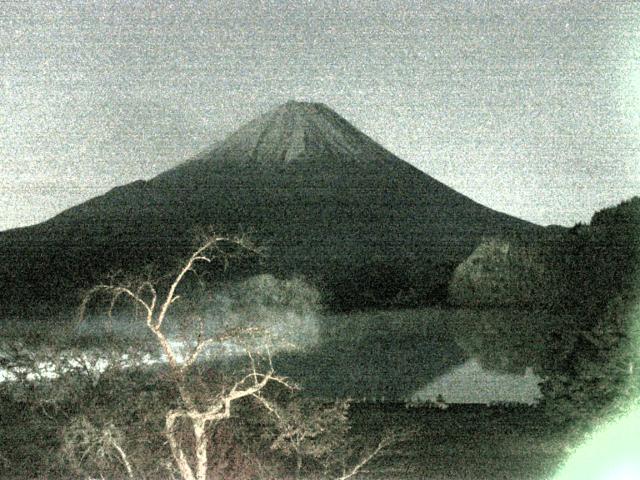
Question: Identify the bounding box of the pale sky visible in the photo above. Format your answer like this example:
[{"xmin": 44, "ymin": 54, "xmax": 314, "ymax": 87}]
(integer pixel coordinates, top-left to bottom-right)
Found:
[
  {"xmin": 1, "ymin": 0, "xmax": 639, "ymax": 231},
  {"xmin": 413, "ymin": 359, "xmax": 542, "ymax": 404}
]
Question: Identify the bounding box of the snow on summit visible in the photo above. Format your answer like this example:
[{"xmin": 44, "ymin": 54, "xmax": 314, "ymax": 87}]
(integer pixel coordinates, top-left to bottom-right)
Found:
[{"xmin": 211, "ymin": 100, "xmax": 392, "ymax": 167}]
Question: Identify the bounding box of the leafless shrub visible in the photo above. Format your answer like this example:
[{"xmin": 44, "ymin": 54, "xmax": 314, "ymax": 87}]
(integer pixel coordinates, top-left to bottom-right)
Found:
[
  {"xmin": 62, "ymin": 415, "xmax": 133, "ymax": 478},
  {"xmin": 265, "ymin": 396, "xmax": 407, "ymax": 480},
  {"xmin": 269, "ymin": 398, "xmax": 350, "ymax": 477}
]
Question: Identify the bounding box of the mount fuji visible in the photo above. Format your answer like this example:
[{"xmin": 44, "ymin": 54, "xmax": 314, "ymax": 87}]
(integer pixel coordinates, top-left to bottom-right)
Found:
[{"xmin": 0, "ymin": 101, "xmax": 539, "ymax": 312}]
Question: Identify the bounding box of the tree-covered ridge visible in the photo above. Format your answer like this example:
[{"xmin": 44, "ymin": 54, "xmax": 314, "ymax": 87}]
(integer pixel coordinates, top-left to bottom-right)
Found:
[
  {"xmin": 449, "ymin": 196, "xmax": 640, "ymax": 425},
  {"xmin": 448, "ymin": 235, "xmax": 555, "ymax": 309},
  {"xmin": 449, "ymin": 196, "xmax": 639, "ymax": 313}
]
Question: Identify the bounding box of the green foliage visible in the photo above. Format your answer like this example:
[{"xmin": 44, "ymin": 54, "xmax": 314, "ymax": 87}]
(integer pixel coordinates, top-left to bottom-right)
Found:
[
  {"xmin": 449, "ymin": 197, "xmax": 640, "ymax": 315},
  {"xmin": 536, "ymin": 197, "xmax": 640, "ymax": 426},
  {"xmin": 200, "ymin": 274, "xmax": 323, "ymax": 353},
  {"xmin": 448, "ymin": 308, "xmax": 567, "ymax": 375},
  {"xmin": 540, "ymin": 291, "xmax": 640, "ymax": 427},
  {"xmin": 218, "ymin": 274, "xmax": 322, "ymax": 314}
]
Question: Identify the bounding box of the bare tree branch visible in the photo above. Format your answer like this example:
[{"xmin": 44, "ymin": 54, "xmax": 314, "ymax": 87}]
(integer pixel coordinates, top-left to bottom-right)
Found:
[
  {"xmin": 78, "ymin": 232, "xmax": 289, "ymax": 480},
  {"xmin": 336, "ymin": 434, "xmax": 395, "ymax": 480},
  {"xmin": 79, "ymin": 284, "xmax": 153, "ymax": 325}
]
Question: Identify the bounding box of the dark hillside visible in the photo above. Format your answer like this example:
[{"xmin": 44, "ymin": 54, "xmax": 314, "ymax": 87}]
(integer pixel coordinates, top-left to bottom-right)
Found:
[
  {"xmin": 0, "ymin": 101, "xmax": 539, "ymax": 314},
  {"xmin": 447, "ymin": 197, "xmax": 640, "ymax": 424}
]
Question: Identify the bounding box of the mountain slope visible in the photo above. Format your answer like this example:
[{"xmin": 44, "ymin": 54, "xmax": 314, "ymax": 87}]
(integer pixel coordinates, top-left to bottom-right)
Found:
[{"xmin": 0, "ymin": 101, "xmax": 540, "ymax": 313}]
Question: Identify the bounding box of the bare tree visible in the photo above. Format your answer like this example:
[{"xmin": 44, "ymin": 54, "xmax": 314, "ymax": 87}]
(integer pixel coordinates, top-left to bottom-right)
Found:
[
  {"xmin": 78, "ymin": 232, "xmax": 406, "ymax": 480},
  {"xmin": 270, "ymin": 398, "xmax": 350, "ymax": 477},
  {"xmin": 79, "ymin": 233, "xmax": 295, "ymax": 480},
  {"xmin": 268, "ymin": 397, "xmax": 408, "ymax": 480},
  {"xmin": 334, "ymin": 431, "xmax": 401, "ymax": 480}
]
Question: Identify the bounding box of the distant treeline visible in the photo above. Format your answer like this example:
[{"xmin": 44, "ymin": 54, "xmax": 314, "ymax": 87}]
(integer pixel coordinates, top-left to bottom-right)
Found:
[
  {"xmin": 449, "ymin": 196, "xmax": 640, "ymax": 313},
  {"xmin": 319, "ymin": 256, "xmax": 455, "ymax": 311}
]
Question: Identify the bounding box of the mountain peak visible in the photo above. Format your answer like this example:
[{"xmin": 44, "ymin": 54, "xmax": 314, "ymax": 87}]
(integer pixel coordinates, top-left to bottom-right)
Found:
[
  {"xmin": 279, "ymin": 100, "xmax": 329, "ymax": 113},
  {"xmin": 0, "ymin": 101, "xmax": 539, "ymax": 317},
  {"xmin": 211, "ymin": 100, "xmax": 381, "ymax": 166},
  {"xmin": 268, "ymin": 99, "xmax": 334, "ymax": 128}
]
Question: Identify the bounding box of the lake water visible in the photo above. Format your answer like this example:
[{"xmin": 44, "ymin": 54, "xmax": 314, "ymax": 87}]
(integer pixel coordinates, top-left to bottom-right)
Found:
[{"xmin": 0, "ymin": 307, "xmax": 544, "ymax": 403}]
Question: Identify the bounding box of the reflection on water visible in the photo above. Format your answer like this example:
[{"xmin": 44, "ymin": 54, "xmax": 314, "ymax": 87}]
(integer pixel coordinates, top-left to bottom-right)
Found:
[
  {"xmin": 2, "ymin": 308, "xmax": 546, "ymax": 404},
  {"xmin": 411, "ymin": 358, "xmax": 542, "ymax": 404}
]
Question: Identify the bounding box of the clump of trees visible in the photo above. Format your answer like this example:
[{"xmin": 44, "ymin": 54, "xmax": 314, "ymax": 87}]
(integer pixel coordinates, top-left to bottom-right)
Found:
[
  {"xmin": 539, "ymin": 285, "xmax": 640, "ymax": 427},
  {"xmin": 539, "ymin": 198, "xmax": 639, "ymax": 425},
  {"xmin": 450, "ymin": 197, "xmax": 639, "ymax": 313},
  {"xmin": 448, "ymin": 236, "xmax": 555, "ymax": 309}
]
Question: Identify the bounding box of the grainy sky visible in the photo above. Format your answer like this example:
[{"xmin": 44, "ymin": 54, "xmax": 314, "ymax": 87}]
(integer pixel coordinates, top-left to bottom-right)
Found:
[
  {"xmin": 414, "ymin": 359, "xmax": 541, "ymax": 404},
  {"xmin": 1, "ymin": 0, "xmax": 639, "ymax": 231}
]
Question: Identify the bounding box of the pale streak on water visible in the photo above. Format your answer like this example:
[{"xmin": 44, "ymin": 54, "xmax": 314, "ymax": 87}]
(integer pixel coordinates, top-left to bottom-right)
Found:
[{"xmin": 0, "ymin": 338, "xmax": 245, "ymax": 383}]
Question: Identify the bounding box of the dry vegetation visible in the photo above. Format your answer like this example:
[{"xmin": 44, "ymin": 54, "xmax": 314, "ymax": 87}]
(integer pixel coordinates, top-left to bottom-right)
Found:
[{"xmin": 1, "ymin": 233, "xmax": 403, "ymax": 480}]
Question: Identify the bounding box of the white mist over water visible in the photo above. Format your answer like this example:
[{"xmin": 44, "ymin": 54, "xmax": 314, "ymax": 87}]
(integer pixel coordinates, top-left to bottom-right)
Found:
[
  {"xmin": 0, "ymin": 275, "xmax": 322, "ymax": 384},
  {"xmin": 0, "ymin": 314, "xmax": 319, "ymax": 383}
]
